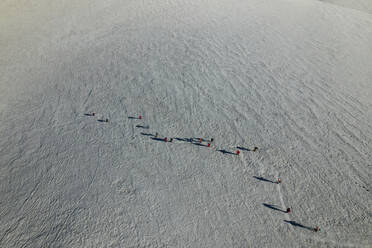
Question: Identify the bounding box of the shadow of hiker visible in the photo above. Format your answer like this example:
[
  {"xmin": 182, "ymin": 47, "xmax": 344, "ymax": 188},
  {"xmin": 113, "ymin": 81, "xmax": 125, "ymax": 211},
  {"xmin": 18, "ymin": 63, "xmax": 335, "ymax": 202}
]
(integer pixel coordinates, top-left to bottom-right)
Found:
[
  {"xmin": 151, "ymin": 137, "xmax": 167, "ymax": 142},
  {"xmin": 254, "ymin": 176, "xmax": 275, "ymax": 183},
  {"xmin": 263, "ymin": 203, "xmax": 287, "ymax": 213},
  {"xmin": 193, "ymin": 143, "xmax": 208, "ymax": 147},
  {"xmin": 284, "ymin": 220, "xmax": 314, "ymax": 231},
  {"xmin": 97, "ymin": 119, "xmax": 107, "ymax": 122},
  {"xmin": 218, "ymin": 149, "xmax": 237, "ymax": 155},
  {"xmin": 237, "ymin": 146, "xmax": 251, "ymax": 151},
  {"xmin": 136, "ymin": 125, "xmax": 149, "ymax": 129},
  {"xmin": 84, "ymin": 113, "xmax": 94, "ymax": 117},
  {"xmin": 140, "ymin": 132, "xmax": 154, "ymax": 137},
  {"xmin": 175, "ymin": 137, "xmax": 193, "ymax": 143},
  {"xmin": 128, "ymin": 116, "xmax": 140, "ymax": 120}
]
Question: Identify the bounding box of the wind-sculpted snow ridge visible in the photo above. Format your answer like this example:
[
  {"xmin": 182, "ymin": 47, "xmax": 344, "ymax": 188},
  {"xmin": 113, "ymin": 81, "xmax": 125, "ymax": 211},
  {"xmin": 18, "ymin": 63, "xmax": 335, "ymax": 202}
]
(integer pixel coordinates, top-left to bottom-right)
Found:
[{"xmin": 0, "ymin": 0, "xmax": 371, "ymax": 247}]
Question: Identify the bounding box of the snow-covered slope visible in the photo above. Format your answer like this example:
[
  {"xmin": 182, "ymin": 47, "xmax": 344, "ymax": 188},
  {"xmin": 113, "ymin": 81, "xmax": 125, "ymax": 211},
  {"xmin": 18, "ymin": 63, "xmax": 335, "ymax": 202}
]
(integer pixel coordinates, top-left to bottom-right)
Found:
[
  {"xmin": 318, "ymin": 0, "xmax": 372, "ymax": 14},
  {"xmin": 1, "ymin": 0, "xmax": 371, "ymax": 247}
]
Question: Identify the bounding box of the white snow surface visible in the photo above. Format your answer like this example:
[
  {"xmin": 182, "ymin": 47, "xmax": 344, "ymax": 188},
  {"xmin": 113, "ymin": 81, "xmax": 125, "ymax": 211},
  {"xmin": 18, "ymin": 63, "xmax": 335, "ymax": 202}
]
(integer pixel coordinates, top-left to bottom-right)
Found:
[
  {"xmin": 318, "ymin": 0, "xmax": 372, "ymax": 14},
  {"xmin": 1, "ymin": 0, "xmax": 372, "ymax": 247}
]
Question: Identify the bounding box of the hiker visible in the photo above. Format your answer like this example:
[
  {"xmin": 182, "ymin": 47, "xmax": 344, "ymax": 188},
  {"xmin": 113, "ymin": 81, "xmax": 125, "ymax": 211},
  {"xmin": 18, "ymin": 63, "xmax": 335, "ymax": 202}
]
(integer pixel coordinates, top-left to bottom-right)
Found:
[
  {"xmin": 236, "ymin": 150, "xmax": 240, "ymax": 155},
  {"xmin": 170, "ymin": 138, "xmax": 173, "ymax": 142},
  {"xmin": 164, "ymin": 137, "xmax": 168, "ymax": 142},
  {"xmin": 277, "ymin": 178, "xmax": 281, "ymax": 184},
  {"xmin": 155, "ymin": 132, "xmax": 159, "ymax": 138},
  {"xmin": 286, "ymin": 208, "xmax": 291, "ymax": 213},
  {"xmin": 314, "ymin": 226, "xmax": 320, "ymax": 232},
  {"xmin": 253, "ymin": 147, "xmax": 258, "ymax": 152},
  {"xmin": 105, "ymin": 119, "xmax": 109, "ymax": 123}
]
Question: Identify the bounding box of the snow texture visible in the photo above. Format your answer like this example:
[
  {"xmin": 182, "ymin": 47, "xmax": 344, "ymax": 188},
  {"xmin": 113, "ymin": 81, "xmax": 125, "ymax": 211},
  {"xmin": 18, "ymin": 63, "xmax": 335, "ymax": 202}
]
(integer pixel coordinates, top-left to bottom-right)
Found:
[
  {"xmin": 1, "ymin": 0, "xmax": 371, "ymax": 247},
  {"xmin": 318, "ymin": 0, "xmax": 372, "ymax": 14}
]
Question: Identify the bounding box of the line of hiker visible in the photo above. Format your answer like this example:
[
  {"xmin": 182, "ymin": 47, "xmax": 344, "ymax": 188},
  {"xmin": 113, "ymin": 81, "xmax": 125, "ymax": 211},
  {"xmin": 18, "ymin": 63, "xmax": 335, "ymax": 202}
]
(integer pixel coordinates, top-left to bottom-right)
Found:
[{"xmin": 86, "ymin": 112, "xmax": 320, "ymax": 232}]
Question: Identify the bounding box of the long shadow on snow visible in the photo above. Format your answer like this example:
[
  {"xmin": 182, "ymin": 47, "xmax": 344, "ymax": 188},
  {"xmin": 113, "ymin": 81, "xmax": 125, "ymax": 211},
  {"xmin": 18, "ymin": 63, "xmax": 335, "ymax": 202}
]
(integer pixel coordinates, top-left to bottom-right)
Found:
[
  {"xmin": 284, "ymin": 220, "xmax": 314, "ymax": 231},
  {"xmin": 151, "ymin": 137, "xmax": 167, "ymax": 142},
  {"xmin": 263, "ymin": 203, "xmax": 287, "ymax": 213},
  {"xmin": 175, "ymin": 137, "xmax": 212, "ymax": 143},
  {"xmin": 136, "ymin": 125, "xmax": 149, "ymax": 129},
  {"xmin": 193, "ymin": 143, "xmax": 208, "ymax": 147},
  {"xmin": 140, "ymin": 132, "xmax": 154, "ymax": 137},
  {"xmin": 128, "ymin": 116, "xmax": 140, "ymax": 120},
  {"xmin": 254, "ymin": 176, "xmax": 275, "ymax": 183},
  {"xmin": 175, "ymin": 137, "xmax": 193, "ymax": 143},
  {"xmin": 237, "ymin": 146, "xmax": 251, "ymax": 151},
  {"xmin": 218, "ymin": 149, "xmax": 237, "ymax": 155}
]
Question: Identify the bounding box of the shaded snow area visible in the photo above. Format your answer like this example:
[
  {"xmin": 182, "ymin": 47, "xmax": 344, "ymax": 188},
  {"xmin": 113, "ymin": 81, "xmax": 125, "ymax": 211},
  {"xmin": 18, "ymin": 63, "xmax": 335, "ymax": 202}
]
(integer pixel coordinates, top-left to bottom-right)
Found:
[{"xmin": 1, "ymin": 0, "xmax": 371, "ymax": 247}]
